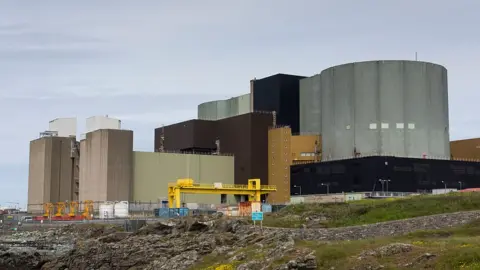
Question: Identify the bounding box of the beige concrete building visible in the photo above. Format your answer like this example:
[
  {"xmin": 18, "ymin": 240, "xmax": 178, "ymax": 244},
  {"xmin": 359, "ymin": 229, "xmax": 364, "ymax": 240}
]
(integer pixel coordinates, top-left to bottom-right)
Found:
[
  {"xmin": 132, "ymin": 151, "xmax": 235, "ymax": 204},
  {"xmin": 29, "ymin": 127, "xmax": 233, "ymax": 213},
  {"xmin": 79, "ymin": 129, "xmax": 133, "ymax": 202},
  {"xmin": 27, "ymin": 136, "xmax": 79, "ymax": 212}
]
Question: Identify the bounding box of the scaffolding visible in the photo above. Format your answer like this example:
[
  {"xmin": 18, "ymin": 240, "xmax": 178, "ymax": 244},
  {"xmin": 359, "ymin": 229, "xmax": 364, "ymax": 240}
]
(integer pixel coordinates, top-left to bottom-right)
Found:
[{"xmin": 167, "ymin": 179, "xmax": 277, "ymax": 208}]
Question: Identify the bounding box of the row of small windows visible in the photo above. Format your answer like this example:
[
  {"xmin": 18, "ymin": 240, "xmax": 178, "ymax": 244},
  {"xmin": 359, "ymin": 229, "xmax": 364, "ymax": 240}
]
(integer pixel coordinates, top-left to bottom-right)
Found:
[
  {"xmin": 344, "ymin": 123, "xmax": 416, "ymax": 130},
  {"xmin": 300, "ymin": 152, "xmax": 316, "ymax": 157}
]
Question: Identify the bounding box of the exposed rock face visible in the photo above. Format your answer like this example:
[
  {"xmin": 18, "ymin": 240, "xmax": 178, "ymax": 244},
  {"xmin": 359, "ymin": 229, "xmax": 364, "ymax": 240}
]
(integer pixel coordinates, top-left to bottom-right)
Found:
[
  {"xmin": 0, "ymin": 211, "xmax": 478, "ymax": 269},
  {"xmin": 0, "ymin": 229, "xmax": 75, "ymax": 269},
  {"xmin": 41, "ymin": 219, "xmax": 248, "ymax": 270},
  {"xmin": 359, "ymin": 243, "xmax": 414, "ymax": 258}
]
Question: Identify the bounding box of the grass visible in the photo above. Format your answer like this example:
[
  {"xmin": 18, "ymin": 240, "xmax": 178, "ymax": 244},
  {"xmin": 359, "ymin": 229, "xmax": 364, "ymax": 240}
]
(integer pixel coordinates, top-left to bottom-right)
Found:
[
  {"xmin": 191, "ymin": 245, "xmax": 267, "ymax": 270},
  {"xmin": 261, "ymin": 192, "xmax": 480, "ymax": 228},
  {"xmin": 193, "ymin": 219, "xmax": 480, "ymax": 270}
]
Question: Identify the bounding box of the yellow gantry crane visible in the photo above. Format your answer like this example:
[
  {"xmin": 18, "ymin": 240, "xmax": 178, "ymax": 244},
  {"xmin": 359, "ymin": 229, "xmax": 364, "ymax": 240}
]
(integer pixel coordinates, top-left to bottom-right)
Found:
[
  {"xmin": 43, "ymin": 203, "xmax": 54, "ymax": 217},
  {"xmin": 82, "ymin": 200, "xmax": 94, "ymax": 219},
  {"xmin": 167, "ymin": 178, "xmax": 277, "ymax": 208}
]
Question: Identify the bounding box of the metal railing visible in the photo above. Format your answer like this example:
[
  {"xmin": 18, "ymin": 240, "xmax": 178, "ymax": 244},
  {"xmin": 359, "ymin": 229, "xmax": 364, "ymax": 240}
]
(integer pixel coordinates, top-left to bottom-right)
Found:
[{"xmin": 168, "ymin": 183, "xmax": 276, "ymax": 190}]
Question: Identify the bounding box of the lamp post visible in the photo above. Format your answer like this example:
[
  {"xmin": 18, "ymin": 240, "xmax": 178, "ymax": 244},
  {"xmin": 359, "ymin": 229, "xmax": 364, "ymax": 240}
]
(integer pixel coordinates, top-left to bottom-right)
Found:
[
  {"xmin": 321, "ymin": 183, "xmax": 330, "ymax": 194},
  {"xmin": 458, "ymin": 181, "xmax": 463, "ymax": 190},
  {"xmin": 379, "ymin": 179, "xmax": 386, "ymax": 192},
  {"xmin": 441, "ymin": 181, "xmax": 447, "ymax": 193},
  {"xmin": 293, "ymin": 185, "xmax": 302, "ymax": 195},
  {"xmin": 386, "ymin": 179, "xmax": 391, "ymax": 192}
]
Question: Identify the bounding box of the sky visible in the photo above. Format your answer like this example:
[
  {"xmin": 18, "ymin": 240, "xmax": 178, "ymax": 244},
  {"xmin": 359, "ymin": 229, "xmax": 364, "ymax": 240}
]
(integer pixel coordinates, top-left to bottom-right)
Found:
[{"xmin": 0, "ymin": 0, "xmax": 479, "ymax": 207}]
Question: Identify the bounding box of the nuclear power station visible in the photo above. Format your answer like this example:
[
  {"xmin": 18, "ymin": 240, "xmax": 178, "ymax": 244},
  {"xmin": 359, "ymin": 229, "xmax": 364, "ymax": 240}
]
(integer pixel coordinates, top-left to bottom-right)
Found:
[{"xmin": 26, "ymin": 60, "xmax": 480, "ymax": 214}]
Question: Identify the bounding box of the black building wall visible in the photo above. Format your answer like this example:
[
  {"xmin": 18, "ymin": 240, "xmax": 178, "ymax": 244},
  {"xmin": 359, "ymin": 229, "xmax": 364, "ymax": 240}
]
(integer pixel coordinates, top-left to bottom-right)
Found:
[
  {"xmin": 291, "ymin": 156, "xmax": 480, "ymax": 195},
  {"xmin": 252, "ymin": 73, "xmax": 306, "ymax": 133}
]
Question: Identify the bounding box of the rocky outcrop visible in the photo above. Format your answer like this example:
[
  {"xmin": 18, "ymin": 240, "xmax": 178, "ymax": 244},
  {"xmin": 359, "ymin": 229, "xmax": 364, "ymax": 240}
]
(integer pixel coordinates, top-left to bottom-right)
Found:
[
  {"xmin": 41, "ymin": 219, "xmax": 248, "ymax": 270},
  {"xmin": 0, "ymin": 211, "xmax": 478, "ymax": 269}
]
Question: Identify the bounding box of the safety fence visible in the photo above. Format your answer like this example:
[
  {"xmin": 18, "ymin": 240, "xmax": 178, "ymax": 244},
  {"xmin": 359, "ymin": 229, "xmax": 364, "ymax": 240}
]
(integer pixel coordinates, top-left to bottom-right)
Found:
[
  {"xmin": 26, "ymin": 200, "xmax": 289, "ymax": 219},
  {"xmin": 153, "ymin": 149, "xmax": 234, "ymax": 156},
  {"xmin": 27, "ymin": 201, "xmax": 164, "ymax": 217}
]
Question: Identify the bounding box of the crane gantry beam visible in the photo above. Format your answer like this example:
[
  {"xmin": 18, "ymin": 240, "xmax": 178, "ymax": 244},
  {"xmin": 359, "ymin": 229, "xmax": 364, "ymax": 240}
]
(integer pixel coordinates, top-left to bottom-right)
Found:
[{"xmin": 167, "ymin": 178, "xmax": 276, "ymax": 208}]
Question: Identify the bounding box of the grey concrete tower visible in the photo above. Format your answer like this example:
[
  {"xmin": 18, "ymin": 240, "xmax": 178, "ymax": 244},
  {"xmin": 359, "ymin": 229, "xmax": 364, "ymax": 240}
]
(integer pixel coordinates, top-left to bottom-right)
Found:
[
  {"xmin": 320, "ymin": 60, "xmax": 450, "ymax": 160},
  {"xmin": 299, "ymin": 74, "xmax": 322, "ymax": 134}
]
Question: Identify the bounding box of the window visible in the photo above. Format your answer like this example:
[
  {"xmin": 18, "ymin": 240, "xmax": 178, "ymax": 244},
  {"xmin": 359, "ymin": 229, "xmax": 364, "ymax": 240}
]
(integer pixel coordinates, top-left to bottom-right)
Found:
[{"xmin": 300, "ymin": 152, "xmax": 316, "ymax": 157}]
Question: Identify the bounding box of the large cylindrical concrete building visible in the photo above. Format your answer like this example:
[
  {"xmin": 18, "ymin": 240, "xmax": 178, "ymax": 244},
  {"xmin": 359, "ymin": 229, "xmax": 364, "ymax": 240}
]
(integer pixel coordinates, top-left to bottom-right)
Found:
[
  {"xmin": 321, "ymin": 60, "xmax": 450, "ymax": 160},
  {"xmin": 198, "ymin": 94, "xmax": 251, "ymax": 121}
]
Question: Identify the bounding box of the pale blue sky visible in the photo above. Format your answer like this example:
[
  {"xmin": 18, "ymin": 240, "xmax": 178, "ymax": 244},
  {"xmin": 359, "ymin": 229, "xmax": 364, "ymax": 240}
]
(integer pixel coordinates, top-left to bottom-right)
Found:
[{"xmin": 1, "ymin": 0, "xmax": 479, "ymax": 207}]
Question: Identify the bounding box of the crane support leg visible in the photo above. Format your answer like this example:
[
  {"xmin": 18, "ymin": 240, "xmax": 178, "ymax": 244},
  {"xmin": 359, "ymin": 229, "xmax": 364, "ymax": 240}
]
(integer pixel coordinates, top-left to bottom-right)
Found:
[
  {"xmin": 175, "ymin": 187, "xmax": 181, "ymax": 208},
  {"xmin": 253, "ymin": 191, "xmax": 261, "ymax": 202},
  {"xmin": 168, "ymin": 186, "xmax": 174, "ymax": 208}
]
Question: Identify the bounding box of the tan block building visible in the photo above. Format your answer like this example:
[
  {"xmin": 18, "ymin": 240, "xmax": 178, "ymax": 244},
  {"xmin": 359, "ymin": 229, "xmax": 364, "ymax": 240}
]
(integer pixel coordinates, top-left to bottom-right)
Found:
[
  {"xmin": 267, "ymin": 126, "xmax": 320, "ymax": 204},
  {"xmin": 450, "ymin": 138, "xmax": 480, "ymax": 160}
]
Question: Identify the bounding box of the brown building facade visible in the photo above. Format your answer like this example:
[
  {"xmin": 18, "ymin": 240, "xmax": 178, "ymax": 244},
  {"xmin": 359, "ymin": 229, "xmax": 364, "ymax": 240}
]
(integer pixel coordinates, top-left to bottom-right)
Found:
[
  {"xmin": 451, "ymin": 138, "xmax": 480, "ymax": 160},
  {"xmin": 79, "ymin": 129, "xmax": 133, "ymax": 202},
  {"xmin": 217, "ymin": 112, "xmax": 273, "ymax": 185},
  {"xmin": 267, "ymin": 127, "xmax": 320, "ymax": 203},
  {"xmin": 155, "ymin": 120, "xmax": 217, "ymax": 153},
  {"xmin": 157, "ymin": 112, "xmax": 273, "ymax": 185},
  {"xmin": 27, "ymin": 136, "xmax": 78, "ymax": 212}
]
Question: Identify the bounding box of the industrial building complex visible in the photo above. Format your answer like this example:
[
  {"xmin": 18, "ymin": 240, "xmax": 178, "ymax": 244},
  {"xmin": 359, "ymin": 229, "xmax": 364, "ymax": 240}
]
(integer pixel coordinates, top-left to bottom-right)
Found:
[{"xmin": 26, "ymin": 60, "xmax": 480, "ymax": 217}]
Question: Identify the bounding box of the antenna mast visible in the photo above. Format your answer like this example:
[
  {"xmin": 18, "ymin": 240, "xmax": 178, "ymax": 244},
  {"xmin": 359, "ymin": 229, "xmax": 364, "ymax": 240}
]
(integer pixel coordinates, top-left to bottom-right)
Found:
[
  {"xmin": 215, "ymin": 137, "xmax": 220, "ymax": 155},
  {"xmin": 159, "ymin": 125, "xmax": 165, "ymax": 152},
  {"xmin": 272, "ymin": 111, "xmax": 277, "ymax": 127}
]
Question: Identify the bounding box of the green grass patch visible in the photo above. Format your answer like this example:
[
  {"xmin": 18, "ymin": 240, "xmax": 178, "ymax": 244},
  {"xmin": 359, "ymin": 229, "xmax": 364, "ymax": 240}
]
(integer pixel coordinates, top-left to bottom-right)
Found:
[
  {"xmin": 192, "ymin": 218, "xmax": 480, "ymax": 270},
  {"xmin": 262, "ymin": 192, "xmax": 480, "ymax": 228}
]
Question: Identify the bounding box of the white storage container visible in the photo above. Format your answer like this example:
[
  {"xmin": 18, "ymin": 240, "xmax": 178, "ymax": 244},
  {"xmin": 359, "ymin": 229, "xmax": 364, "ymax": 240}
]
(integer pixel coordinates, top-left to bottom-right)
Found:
[
  {"xmin": 114, "ymin": 201, "xmax": 129, "ymax": 218},
  {"xmin": 99, "ymin": 202, "xmax": 115, "ymax": 219}
]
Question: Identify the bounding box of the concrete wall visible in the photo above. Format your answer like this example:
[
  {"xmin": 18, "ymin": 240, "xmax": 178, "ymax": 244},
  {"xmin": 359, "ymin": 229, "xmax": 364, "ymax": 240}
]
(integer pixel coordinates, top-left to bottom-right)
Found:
[
  {"xmin": 451, "ymin": 138, "xmax": 480, "ymax": 160},
  {"xmin": 27, "ymin": 136, "xmax": 76, "ymax": 212},
  {"xmin": 79, "ymin": 129, "xmax": 133, "ymax": 202},
  {"xmin": 299, "ymin": 75, "xmax": 322, "ymax": 134},
  {"xmin": 321, "ymin": 60, "xmax": 450, "ymax": 161},
  {"xmin": 132, "ymin": 151, "xmax": 235, "ymax": 204},
  {"xmin": 198, "ymin": 93, "xmax": 251, "ymax": 121},
  {"xmin": 290, "ymin": 194, "xmax": 347, "ymax": 204}
]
